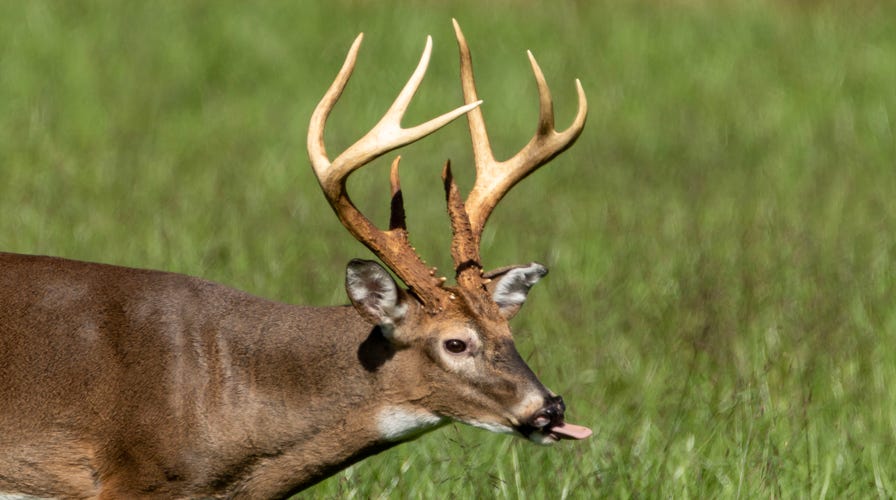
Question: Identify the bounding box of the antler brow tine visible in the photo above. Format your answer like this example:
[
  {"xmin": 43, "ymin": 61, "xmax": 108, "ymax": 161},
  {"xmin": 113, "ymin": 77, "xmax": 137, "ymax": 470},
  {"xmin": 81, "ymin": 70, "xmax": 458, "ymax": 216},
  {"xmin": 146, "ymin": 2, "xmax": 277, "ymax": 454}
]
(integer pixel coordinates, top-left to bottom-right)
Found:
[{"xmin": 389, "ymin": 156, "xmax": 406, "ymax": 231}]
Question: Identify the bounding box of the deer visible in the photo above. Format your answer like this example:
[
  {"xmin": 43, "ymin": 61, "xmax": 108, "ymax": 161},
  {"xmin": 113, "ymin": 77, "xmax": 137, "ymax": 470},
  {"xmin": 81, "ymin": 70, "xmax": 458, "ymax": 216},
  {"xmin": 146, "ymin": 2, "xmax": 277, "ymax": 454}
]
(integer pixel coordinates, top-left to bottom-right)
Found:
[{"xmin": 0, "ymin": 20, "xmax": 589, "ymax": 499}]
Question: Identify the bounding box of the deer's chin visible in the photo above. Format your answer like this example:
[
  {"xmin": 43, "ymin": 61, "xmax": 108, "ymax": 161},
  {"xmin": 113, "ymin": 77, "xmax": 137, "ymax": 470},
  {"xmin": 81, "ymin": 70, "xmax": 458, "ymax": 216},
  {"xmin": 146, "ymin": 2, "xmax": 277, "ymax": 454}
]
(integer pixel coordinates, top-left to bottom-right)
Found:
[{"xmin": 525, "ymin": 430, "xmax": 562, "ymax": 445}]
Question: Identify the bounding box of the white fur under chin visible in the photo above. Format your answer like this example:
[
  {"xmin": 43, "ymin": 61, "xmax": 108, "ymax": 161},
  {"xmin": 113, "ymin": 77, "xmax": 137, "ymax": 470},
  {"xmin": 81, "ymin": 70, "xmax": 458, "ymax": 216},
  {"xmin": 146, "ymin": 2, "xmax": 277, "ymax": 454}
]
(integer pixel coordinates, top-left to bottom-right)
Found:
[
  {"xmin": 526, "ymin": 431, "xmax": 560, "ymax": 445},
  {"xmin": 376, "ymin": 407, "xmax": 445, "ymax": 441}
]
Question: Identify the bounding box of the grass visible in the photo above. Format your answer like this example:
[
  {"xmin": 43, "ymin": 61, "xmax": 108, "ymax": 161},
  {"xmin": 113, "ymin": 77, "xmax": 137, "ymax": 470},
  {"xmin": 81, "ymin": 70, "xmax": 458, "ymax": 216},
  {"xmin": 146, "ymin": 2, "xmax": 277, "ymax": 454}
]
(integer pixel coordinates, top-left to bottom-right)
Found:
[{"xmin": 2, "ymin": 0, "xmax": 896, "ymax": 497}]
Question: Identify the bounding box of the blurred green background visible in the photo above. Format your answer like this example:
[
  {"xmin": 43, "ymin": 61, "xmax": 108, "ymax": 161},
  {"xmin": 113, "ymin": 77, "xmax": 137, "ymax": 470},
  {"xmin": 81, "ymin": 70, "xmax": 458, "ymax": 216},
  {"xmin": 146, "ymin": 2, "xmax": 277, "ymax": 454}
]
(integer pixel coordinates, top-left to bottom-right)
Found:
[{"xmin": 2, "ymin": 0, "xmax": 895, "ymax": 497}]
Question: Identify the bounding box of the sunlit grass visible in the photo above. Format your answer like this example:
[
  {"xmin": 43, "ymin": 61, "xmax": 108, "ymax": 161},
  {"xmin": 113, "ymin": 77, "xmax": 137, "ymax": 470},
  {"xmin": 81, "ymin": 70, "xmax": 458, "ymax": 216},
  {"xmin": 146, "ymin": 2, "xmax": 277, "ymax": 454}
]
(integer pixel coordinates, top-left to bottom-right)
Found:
[{"xmin": 2, "ymin": 1, "xmax": 895, "ymax": 497}]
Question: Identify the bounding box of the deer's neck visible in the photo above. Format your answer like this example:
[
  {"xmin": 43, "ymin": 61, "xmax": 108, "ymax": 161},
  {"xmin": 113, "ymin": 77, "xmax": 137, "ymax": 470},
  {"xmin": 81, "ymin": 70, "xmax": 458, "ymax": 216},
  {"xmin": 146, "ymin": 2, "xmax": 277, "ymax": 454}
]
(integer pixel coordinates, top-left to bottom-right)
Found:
[{"xmin": 204, "ymin": 303, "xmax": 440, "ymax": 497}]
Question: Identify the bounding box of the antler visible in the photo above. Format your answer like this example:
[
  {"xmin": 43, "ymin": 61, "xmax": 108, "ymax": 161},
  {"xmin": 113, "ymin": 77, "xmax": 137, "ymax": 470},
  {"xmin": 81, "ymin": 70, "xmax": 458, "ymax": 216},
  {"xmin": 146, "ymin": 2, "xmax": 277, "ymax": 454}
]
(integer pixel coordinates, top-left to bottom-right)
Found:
[
  {"xmin": 307, "ymin": 33, "xmax": 481, "ymax": 308},
  {"xmin": 448, "ymin": 19, "xmax": 588, "ymax": 289},
  {"xmin": 308, "ymin": 23, "xmax": 586, "ymax": 308}
]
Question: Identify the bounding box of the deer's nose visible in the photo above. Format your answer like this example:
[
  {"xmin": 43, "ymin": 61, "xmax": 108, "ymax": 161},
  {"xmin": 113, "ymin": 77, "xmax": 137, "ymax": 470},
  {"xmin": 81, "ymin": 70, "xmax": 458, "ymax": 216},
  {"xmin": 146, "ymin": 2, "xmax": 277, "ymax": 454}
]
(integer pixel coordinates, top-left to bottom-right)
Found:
[{"xmin": 530, "ymin": 395, "xmax": 566, "ymax": 429}]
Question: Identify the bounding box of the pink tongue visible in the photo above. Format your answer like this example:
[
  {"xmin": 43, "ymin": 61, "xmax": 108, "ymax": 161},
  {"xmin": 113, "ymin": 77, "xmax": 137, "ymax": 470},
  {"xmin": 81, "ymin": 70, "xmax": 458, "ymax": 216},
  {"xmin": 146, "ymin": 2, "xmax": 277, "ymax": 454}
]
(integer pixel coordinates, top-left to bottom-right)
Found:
[{"xmin": 550, "ymin": 422, "xmax": 593, "ymax": 440}]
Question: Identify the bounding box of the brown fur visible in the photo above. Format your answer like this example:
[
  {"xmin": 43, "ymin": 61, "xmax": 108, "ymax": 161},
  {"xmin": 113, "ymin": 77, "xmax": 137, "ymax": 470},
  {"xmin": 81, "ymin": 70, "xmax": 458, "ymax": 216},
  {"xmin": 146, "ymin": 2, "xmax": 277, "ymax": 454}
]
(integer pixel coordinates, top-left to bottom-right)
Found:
[{"xmin": 0, "ymin": 252, "xmax": 554, "ymax": 498}]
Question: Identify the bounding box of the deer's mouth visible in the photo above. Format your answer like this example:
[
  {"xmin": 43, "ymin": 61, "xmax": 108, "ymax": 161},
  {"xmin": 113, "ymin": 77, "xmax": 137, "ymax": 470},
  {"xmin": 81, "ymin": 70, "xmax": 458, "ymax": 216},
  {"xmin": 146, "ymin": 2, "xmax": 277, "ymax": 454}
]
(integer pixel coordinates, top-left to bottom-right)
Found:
[
  {"xmin": 517, "ymin": 395, "xmax": 592, "ymax": 444},
  {"xmin": 518, "ymin": 420, "xmax": 593, "ymax": 444}
]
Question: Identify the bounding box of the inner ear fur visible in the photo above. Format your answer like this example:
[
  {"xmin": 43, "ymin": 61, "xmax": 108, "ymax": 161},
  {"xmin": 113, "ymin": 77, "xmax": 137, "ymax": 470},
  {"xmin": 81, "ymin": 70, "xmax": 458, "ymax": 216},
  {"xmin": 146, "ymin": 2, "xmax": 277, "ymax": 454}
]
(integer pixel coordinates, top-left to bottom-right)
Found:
[
  {"xmin": 484, "ymin": 262, "xmax": 548, "ymax": 319},
  {"xmin": 345, "ymin": 259, "xmax": 409, "ymax": 329}
]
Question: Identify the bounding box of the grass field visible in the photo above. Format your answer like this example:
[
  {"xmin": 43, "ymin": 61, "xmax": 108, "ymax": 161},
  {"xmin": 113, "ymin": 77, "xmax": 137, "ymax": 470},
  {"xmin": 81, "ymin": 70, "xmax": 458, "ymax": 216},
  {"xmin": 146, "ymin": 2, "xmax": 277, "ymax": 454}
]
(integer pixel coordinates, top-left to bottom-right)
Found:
[{"xmin": 2, "ymin": 1, "xmax": 896, "ymax": 497}]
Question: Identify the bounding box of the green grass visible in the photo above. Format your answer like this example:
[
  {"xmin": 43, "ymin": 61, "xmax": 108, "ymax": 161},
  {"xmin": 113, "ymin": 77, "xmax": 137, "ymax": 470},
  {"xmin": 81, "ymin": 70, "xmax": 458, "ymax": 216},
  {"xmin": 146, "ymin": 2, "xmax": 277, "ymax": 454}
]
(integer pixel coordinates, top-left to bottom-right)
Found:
[{"xmin": 2, "ymin": 0, "xmax": 896, "ymax": 497}]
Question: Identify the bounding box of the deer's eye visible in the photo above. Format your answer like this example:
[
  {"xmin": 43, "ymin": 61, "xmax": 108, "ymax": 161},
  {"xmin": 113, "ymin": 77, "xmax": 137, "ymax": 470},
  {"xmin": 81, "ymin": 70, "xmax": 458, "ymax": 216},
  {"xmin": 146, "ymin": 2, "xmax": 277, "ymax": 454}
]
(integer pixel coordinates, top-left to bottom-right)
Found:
[{"xmin": 444, "ymin": 339, "xmax": 467, "ymax": 354}]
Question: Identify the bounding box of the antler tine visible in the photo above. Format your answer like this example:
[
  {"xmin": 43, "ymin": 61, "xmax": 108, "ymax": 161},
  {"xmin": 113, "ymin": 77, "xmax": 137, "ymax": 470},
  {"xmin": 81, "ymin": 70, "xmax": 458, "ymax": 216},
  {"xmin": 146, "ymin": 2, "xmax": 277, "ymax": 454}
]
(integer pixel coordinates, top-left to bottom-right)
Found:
[
  {"xmin": 382, "ymin": 37, "xmax": 483, "ymax": 141},
  {"xmin": 389, "ymin": 156, "xmax": 406, "ymax": 231},
  {"xmin": 309, "ymin": 34, "xmax": 483, "ymax": 199},
  {"xmin": 529, "ymin": 50, "xmax": 556, "ymax": 134},
  {"xmin": 308, "ymin": 32, "xmax": 482, "ymax": 310},
  {"xmin": 308, "ymin": 33, "xmax": 364, "ymax": 188},
  {"xmin": 452, "ymin": 19, "xmax": 588, "ymax": 246},
  {"xmin": 451, "ymin": 19, "xmax": 494, "ymax": 171},
  {"xmin": 442, "ymin": 161, "xmax": 481, "ymax": 290}
]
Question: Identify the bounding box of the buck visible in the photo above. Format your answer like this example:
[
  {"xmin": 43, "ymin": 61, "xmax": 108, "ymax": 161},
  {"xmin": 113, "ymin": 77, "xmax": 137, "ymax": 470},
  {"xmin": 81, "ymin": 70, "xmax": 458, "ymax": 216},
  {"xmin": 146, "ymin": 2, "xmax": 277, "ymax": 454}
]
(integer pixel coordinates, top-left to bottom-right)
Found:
[{"xmin": 0, "ymin": 20, "xmax": 589, "ymax": 499}]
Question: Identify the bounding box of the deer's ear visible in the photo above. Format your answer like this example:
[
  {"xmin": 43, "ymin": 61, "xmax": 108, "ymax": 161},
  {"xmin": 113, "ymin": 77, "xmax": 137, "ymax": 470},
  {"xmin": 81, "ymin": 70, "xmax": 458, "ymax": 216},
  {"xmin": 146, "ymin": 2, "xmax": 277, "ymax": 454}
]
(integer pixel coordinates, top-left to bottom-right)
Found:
[
  {"xmin": 346, "ymin": 259, "xmax": 408, "ymax": 328},
  {"xmin": 485, "ymin": 263, "xmax": 548, "ymax": 320}
]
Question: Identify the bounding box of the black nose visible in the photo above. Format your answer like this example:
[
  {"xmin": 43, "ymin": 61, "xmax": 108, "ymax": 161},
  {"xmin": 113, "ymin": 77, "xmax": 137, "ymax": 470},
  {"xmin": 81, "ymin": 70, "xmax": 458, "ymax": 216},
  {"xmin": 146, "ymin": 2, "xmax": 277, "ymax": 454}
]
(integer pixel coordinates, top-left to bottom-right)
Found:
[
  {"xmin": 531, "ymin": 395, "xmax": 566, "ymax": 428},
  {"xmin": 550, "ymin": 395, "xmax": 566, "ymax": 413}
]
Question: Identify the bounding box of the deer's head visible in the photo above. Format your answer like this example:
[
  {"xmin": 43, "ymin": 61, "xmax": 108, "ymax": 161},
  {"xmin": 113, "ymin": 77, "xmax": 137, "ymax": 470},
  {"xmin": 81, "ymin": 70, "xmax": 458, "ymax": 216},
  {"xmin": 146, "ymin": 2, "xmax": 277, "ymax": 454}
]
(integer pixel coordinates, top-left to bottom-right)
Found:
[{"xmin": 308, "ymin": 20, "xmax": 591, "ymax": 444}]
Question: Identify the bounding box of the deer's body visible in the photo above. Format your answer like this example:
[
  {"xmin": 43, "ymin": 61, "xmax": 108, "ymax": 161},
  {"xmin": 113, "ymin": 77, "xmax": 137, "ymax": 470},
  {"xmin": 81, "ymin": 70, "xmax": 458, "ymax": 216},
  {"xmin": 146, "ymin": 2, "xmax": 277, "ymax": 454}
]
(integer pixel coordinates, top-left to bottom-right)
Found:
[
  {"xmin": 0, "ymin": 20, "xmax": 590, "ymax": 499},
  {"xmin": 1, "ymin": 252, "xmax": 414, "ymax": 498}
]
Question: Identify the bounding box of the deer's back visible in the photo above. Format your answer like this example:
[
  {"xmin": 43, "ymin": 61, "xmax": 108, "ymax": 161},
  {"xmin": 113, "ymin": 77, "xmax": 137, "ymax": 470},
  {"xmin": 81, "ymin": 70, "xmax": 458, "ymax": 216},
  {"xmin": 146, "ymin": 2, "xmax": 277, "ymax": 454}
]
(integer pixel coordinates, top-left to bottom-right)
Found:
[{"xmin": 0, "ymin": 252, "xmax": 296, "ymax": 497}]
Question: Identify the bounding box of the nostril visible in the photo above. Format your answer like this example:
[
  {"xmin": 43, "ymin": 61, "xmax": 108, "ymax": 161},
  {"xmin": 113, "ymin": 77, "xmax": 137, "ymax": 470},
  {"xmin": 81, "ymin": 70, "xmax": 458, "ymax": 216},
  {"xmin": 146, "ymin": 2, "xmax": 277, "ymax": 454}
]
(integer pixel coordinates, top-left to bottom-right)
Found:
[{"xmin": 529, "ymin": 397, "xmax": 566, "ymax": 430}]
